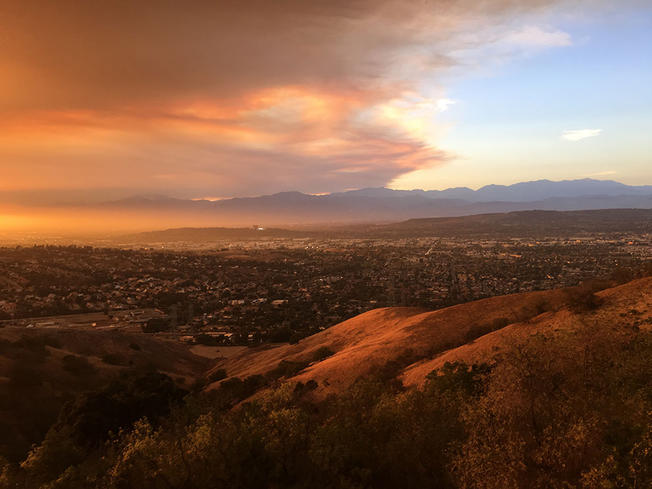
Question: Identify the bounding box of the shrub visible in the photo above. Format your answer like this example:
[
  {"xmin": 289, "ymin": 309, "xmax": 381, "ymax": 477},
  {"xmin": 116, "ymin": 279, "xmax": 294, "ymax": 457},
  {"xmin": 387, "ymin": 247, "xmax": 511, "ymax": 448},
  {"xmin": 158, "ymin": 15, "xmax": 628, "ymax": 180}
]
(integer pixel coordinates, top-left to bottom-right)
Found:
[
  {"xmin": 61, "ymin": 355, "xmax": 96, "ymax": 376},
  {"xmin": 267, "ymin": 360, "xmax": 309, "ymax": 380},
  {"xmin": 141, "ymin": 317, "xmax": 171, "ymax": 333},
  {"xmin": 426, "ymin": 361, "xmax": 491, "ymax": 396},
  {"xmin": 453, "ymin": 326, "xmax": 651, "ymax": 489},
  {"xmin": 269, "ymin": 327, "xmax": 292, "ymax": 343},
  {"xmin": 207, "ymin": 369, "xmax": 227, "ymax": 383},
  {"xmin": 293, "ymin": 379, "xmax": 319, "ymax": 394},
  {"xmin": 565, "ymin": 283, "xmax": 604, "ymax": 312},
  {"xmin": 218, "ymin": 374, "xmax": 267, "ymax": 403},
  {"xmin": 463, "ymin": 323, "xmax": 495, "ymax": 343},
  {"xmin": 289, "ymin": 332, "xmax": 305, "ymax": 344},
  {"xmin": 58, "ymin": 372, "xmax": 187, "ymax": 449},
  {"xmin": 101, "ymin": 353, "xmax": 125, "ymax": 366},
  {"xmin": 311, "ymin": 346, "xmax": 335, "ymax": 362},
  {"xmin": 195, "ymin": 333, "xmax": 220, "ymax": 346}
]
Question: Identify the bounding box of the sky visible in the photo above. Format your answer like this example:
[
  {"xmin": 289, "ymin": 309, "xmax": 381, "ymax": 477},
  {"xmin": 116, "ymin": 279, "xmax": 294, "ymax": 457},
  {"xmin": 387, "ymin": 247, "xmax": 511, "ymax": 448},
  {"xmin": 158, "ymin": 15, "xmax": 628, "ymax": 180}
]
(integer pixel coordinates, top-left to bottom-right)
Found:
[{"xmin": 1, "ymin": 0, "xmax": 651, "ymax": 205}]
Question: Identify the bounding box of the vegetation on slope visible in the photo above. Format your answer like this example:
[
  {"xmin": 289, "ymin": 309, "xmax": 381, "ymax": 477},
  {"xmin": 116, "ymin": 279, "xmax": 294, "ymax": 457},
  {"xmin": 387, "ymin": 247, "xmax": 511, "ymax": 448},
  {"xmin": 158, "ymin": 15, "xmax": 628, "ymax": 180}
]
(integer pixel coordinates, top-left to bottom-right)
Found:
[
  {"xmin": 1, "ymin": 286, "xmax": 650, "ymax": 488},
  {"xmin": 1, "ymin": 273, "xmax": 650, "ymax": 488},
  {"xmin": 208, "ymin": 274, "xmax": 650, "ymax": 399},
  {"xmin": 0, "ymin": 329, "xmax": 209, "ymax": 463}
]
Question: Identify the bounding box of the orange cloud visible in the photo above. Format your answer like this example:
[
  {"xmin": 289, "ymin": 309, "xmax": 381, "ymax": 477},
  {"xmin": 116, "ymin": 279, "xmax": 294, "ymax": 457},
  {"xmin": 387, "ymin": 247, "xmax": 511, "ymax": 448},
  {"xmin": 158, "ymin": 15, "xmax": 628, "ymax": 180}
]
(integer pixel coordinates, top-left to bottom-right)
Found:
[
  {"xmin": 0, "ymin": 0, "xmax": 562, "ymax": 200},
  {"xmin": 0, "ymin": 82, "xmax": 451, "ymax": 196}
]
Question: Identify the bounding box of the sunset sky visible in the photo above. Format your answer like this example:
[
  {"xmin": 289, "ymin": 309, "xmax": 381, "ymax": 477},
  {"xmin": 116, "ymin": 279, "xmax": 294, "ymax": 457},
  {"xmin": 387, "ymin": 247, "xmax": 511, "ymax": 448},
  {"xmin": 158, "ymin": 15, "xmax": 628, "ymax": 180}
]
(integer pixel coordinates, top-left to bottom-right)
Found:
[{"xmin": 1, "ymin": 0, "xmax": 651, "ymax": 205}]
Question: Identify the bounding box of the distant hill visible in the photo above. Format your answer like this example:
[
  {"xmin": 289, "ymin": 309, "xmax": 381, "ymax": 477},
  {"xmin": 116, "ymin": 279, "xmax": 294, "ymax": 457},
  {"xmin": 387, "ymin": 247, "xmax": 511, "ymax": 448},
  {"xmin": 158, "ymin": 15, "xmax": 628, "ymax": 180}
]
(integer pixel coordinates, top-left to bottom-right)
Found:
[
  {"xmin": 366, "ymin": 208, "xmax": 652, "ymax": 237},
  {"xmin": 87, "ymin": 178, "xmax": 652, "ymax": 228},
  {"xmin": 122, "ymin": 208, "xmax": 652, "ymax": 243},
  {"xmin": 206, "ymin": 275, "xmax": 651, "ymax": 399}
]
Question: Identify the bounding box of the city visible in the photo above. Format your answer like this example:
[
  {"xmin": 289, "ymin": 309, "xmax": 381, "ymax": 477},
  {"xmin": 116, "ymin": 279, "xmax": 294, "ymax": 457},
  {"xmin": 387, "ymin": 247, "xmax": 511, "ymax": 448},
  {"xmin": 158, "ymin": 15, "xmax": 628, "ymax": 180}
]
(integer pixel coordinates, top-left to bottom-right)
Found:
[{"xmin": 1, "ymin": 232, "xmax": 648, "ymax": 345}]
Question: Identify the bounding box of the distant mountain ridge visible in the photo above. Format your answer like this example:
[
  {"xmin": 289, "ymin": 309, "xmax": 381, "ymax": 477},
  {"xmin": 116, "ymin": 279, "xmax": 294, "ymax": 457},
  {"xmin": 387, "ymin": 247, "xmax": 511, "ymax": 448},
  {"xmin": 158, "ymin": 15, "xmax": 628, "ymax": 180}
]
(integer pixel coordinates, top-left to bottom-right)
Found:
[
  {"xmin": 339, "ymin": 179, "xmax": 652, "ymax": 202},
  {"xmin": 74, "ymin": 179, "xmax": 652, "ymax": 228}
]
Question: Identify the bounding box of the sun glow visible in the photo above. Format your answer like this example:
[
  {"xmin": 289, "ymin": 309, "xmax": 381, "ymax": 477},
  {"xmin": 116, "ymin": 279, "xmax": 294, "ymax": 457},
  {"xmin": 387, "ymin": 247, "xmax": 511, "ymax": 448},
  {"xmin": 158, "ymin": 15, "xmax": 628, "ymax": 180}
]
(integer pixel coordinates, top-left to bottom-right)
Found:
[{"xmin": 0, "ymin": 213, "xmax": 38, "ymax": 230}]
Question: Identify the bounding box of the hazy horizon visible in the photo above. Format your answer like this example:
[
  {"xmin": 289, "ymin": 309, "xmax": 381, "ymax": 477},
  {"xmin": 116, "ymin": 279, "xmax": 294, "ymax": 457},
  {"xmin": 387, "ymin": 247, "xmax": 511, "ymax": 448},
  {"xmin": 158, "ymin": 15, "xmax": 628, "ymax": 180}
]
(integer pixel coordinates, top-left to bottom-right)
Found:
[
  {"xmin": 1, "ymin": 177, "xmax": 651, "ymax": 236},
  {"xmin": 2, "ymin": 1, "xmax": 651, "ymax": 234}
]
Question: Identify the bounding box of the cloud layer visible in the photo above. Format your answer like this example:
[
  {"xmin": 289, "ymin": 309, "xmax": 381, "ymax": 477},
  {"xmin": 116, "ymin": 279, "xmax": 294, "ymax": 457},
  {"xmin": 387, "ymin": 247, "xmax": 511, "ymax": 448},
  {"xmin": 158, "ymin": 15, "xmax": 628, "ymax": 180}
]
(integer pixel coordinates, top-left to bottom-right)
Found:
[{"xmin": 0, "ymin": 0, "xmax": 569, "ymax": 199}]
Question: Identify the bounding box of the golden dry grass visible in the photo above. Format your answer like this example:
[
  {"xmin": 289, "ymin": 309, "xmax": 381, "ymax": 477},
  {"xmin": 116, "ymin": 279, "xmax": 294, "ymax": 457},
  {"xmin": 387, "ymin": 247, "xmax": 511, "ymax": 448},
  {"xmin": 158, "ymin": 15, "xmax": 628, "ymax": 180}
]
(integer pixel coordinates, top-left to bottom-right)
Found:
[
  {"xmin": 208, "ymin": 277, "xmax": 652, "ymax": 397},
  {"xmin": 402, "ymin": 276, "xmax": 651, "ymax": 385}
]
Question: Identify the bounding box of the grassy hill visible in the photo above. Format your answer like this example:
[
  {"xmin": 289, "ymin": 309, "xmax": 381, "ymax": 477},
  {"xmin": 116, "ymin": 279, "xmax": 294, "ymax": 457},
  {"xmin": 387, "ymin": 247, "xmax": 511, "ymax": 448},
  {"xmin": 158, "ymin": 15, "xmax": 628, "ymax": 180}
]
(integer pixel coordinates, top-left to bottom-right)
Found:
[
  {"xmin": 208, "ymin": 276, "xmax": 651, "ymax": 397},
  {"xmin": 2, "ymin": 275, "xmax": 650, "ymax": 488}
]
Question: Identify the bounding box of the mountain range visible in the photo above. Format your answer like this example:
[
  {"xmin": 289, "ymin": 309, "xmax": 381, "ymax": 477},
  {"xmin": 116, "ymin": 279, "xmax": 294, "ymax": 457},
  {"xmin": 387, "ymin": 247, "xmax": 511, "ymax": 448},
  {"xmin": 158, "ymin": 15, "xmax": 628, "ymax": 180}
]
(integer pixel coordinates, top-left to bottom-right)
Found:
[
  {"xmin": 335, "ymin": 178, "xmax": 652, "ymax": 202},
  {"xmin": 96, "ymin": 179, "xmax": 652, "ymax": 227}
]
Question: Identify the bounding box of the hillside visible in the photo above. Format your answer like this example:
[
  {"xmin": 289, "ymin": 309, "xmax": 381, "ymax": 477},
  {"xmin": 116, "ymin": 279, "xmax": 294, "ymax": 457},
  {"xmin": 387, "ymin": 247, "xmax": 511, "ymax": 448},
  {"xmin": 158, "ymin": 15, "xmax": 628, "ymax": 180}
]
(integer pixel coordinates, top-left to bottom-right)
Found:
[
  {"xmin": 0, "ymin": 328, "xmax": 210, "ymax": 462},
  {"xmin": 369, "ymin": 208, "xmax": 652, "ymax": 237},
  {"xmin": 208, "ymin": 276, "xmax": 652, "ymax": 397},
  {"xmin": 120, "ymin": 208, "xmax": 652, "ymax": 243},
  {"xmin": 4, "ymin": 276, "xmax": 650, "ymax": 488}
]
